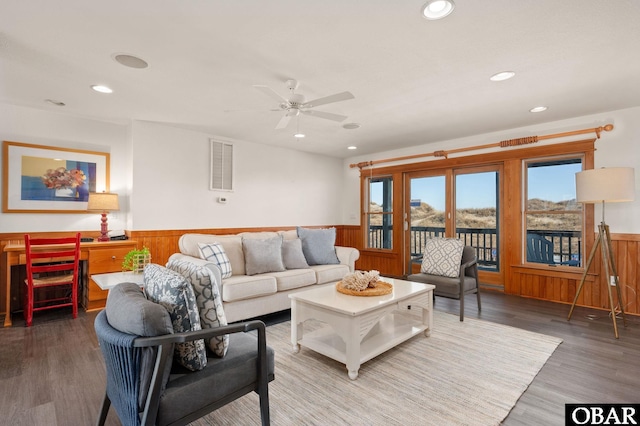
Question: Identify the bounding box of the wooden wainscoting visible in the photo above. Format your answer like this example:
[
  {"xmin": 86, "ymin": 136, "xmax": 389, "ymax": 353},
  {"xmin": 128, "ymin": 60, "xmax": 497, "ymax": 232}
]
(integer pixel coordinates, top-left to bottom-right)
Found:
[{"xmin": 510, "ymin": 233, "xmax": 640, "ymax": 315}]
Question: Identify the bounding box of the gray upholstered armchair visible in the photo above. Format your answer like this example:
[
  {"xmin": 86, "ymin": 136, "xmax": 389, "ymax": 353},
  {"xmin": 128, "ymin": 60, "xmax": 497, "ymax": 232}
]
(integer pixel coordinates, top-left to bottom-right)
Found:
[
  {"xmin": 94, "ymin": 283, "xmax": 274, "ymax": 426},
  {"xmin": 407, "ymin": 245, "xmax": 481, "ymax": 321}
]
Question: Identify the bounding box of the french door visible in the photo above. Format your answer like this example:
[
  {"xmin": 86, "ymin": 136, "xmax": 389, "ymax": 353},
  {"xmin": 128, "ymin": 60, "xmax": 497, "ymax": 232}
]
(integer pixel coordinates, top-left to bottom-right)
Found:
[{"xmin": 405, "ymin": 165, "xmax": 502, "ymax": 281}]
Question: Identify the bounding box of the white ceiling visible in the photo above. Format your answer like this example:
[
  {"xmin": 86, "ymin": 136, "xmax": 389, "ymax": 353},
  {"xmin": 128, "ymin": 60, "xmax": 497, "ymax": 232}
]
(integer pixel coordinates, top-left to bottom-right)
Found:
[{"xmin": 1, "ymin": 0, "xmax": 639, "ymax": 158}]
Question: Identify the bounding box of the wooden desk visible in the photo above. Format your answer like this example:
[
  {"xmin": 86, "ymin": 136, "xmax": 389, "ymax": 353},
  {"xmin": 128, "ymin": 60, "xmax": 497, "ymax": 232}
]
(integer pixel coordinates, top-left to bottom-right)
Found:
[{"xmin": 3, "ymin": 240, "xmax": 137, "ymax": 327}]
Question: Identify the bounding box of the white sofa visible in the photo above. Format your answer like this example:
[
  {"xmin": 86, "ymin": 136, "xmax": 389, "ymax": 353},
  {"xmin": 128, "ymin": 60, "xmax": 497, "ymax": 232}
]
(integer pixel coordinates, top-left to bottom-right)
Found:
[{"xmin": 168, "ymin": 229, "xmax": 360, "ymax": 322}]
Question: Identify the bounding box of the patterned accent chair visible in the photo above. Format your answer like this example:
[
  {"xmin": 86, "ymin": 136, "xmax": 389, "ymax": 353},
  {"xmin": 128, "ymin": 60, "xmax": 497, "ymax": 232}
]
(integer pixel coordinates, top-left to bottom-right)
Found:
[{"xmin": 407, "ymin": 244, "xmax": 481, "ymax": 321}]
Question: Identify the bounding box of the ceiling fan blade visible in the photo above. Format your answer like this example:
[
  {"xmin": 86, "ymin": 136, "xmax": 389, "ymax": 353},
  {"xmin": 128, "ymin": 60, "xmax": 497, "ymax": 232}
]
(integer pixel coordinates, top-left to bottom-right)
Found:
[
  {"xmin": 275, "ymin": 114, "xmax": 292, "ymax": 129},
  {"xmin": 301, "ymin": 91, "xmax": 354, "ymax": 108},
  {"xmin": 253, "ymin": 85, "xmax": 288, "ymax": 104},
  {"xmin": 301, "ymin": 110, "xmax": 348, "ymax": 122},
  {"xmin": 223, "ymin": 108, "xmax": 281, "ymax": 112}
]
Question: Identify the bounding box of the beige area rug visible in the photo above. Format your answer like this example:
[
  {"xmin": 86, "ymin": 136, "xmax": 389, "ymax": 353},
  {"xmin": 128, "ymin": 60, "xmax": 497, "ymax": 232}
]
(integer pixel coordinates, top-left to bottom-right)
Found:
[{"xmin": 193, "ymin": 311, "xmax": 562, "ymax": 426}]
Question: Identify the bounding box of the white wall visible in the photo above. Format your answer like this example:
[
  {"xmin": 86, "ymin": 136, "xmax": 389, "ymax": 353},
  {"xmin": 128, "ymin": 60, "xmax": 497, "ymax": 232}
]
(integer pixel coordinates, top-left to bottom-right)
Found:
[
  {"xmin": 129, "ymin": 121, "xmax": 344, "ymax": 230},
  {"xmin": 0, "ymin": 104, "xmax": 345, "ymax": 233},
  {"xmin": 342, "ymin": 106, "xmax": 640, "ymax": 233},
  {"xmin": 0, "ymin": 103, "xmax": 130, "ymax": 233}
]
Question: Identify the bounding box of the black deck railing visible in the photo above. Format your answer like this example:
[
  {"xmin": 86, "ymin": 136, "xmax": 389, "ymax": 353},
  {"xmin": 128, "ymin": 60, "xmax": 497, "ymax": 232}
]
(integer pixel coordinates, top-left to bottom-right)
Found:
[{"xmin": 368, "ymin": 225, "xmax": 582, "ymax": 271}]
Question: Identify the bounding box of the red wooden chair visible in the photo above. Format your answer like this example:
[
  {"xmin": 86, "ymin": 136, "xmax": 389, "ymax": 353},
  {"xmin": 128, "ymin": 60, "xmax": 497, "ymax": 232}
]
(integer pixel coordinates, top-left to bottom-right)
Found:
[{"xmin": 24, "ymin": 233, "xmax": 81, "ymax": 326}]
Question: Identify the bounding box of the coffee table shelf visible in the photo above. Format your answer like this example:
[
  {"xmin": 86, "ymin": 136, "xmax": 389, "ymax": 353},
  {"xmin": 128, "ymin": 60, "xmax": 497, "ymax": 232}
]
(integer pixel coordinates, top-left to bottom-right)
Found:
[{"xmin": 298, "ymin": 312, "xmax": 428, "ymax": 366}]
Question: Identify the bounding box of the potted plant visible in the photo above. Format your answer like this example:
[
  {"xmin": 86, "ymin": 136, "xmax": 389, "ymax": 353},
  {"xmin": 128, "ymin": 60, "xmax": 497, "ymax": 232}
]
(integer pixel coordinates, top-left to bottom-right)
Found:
[{"xmin": 122, "ymin": 247, "xmax": 151, "ymax": 273}]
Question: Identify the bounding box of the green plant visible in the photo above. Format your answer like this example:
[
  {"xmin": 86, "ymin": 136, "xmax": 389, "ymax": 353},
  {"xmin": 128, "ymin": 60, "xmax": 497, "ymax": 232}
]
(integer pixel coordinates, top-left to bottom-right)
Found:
[{"xmin": 122, "ymin": 246, "xmax": 151, "ymax": 272}]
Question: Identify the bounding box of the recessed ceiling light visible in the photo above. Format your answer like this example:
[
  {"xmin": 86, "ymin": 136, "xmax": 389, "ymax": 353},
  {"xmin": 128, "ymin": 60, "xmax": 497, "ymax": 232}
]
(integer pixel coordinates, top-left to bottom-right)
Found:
[
  {"xmin": 490, "ymin": 71, "xmax": 515, "ymax": 82},
  {"xmin": 348, "ymin": 146, "xmax": 357, "ymax": 150},
  {"xmin": 91, "ymin": 85, "xmax": 113, "ymax": 94},
  {"xmin": 113, "ymin": 53, "xmax": 148, "ymax": 69},
  {"xmin": 530, "ymin": 106, "xmax": 548, "ymax": 113},
  {"xmin": 421, "ymin": 0, "xmax": 455, "ymax": 20},
  {"xmin": 294, "ymin": 133, "xmax": 305, "ymax": 139},
  {"xmin": 343, "ymin": 123, "xmax": 361, "ymax": 130},
  {"xmin": 45, "ymin": 99, "xmax": 65, "ymax": 106}
]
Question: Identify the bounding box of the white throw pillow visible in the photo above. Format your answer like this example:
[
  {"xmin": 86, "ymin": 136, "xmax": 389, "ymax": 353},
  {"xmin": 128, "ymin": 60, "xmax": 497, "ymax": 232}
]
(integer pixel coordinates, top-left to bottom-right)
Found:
[
  {"xmin": 198, "ymin": 242, "xmax": 232, "ymax": 279},
  {"xmin": 421, "ymin": 238, "xmax": 464, "ymax": 278}
]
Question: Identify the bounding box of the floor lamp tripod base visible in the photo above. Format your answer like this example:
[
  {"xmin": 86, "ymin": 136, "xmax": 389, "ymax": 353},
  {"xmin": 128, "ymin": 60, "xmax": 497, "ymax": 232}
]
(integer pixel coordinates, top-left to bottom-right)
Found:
[{"xmin": 567, "ymin": 222, "xmax": 627, "ymax": 338}]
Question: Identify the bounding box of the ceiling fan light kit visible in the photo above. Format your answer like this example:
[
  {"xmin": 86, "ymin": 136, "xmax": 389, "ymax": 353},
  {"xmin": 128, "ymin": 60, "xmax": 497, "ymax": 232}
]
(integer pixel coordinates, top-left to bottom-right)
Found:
[
  {"xmin": 490, "ymin": 71, "xmax": 516, "ymax": 82},
  {"xmin": 253, "ymin": 79, "xmax": 355, "ymax": 131},
  {"xmin": 91, "ymin": 85, "xmax": 113, "ymax": 94}
]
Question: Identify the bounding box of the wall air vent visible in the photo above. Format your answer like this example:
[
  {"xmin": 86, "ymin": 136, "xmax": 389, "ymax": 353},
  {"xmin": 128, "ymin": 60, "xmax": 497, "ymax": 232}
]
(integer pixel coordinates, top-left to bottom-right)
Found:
[{"xmin": 210, "ymin": 139, "xmax": 234, "ymax": 191}]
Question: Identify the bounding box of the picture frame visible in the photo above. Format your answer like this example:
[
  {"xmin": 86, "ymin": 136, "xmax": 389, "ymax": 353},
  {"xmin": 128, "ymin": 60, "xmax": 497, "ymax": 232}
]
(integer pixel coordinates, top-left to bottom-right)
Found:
[{"xmin": 2, "ymin": 141, "xmax": 110, "ymax": 213}]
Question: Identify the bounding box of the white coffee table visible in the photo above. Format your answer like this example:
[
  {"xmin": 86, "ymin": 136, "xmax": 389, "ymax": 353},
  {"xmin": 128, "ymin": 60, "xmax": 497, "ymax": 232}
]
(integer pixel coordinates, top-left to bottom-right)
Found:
[{"xmin": 289, "ymin": 277, "xmax": 434, "ymax": 380}]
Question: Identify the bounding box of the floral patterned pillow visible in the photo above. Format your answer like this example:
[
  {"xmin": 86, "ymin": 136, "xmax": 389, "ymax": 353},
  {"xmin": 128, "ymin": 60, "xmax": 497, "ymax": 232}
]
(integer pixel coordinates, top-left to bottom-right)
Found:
[
  {"xmin": 167, "ymin": 258, "xmax": 229, "ymax": 357},
  {"xmin": 144, "ymin": 264, "xmax": 207, "ymax": 371}
]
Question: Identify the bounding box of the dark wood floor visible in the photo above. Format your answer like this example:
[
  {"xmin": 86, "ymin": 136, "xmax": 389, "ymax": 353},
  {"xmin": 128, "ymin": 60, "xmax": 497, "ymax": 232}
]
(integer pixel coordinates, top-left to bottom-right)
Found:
[{"xmin": 1, "ymin": 290, "xmax": 639, "ymax": 425}]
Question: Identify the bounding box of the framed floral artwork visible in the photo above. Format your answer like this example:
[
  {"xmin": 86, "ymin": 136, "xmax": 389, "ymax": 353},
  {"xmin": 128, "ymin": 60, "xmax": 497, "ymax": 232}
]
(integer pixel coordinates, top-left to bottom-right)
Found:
[{"xmin": 2, "ymin": 141, "xmax": 110, "ymax": 213}]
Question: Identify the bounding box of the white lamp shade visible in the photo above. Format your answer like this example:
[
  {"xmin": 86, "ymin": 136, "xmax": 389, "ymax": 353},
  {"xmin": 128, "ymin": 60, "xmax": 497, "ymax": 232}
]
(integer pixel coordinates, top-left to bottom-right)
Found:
[
  {"xmin": 87, "ymin": 192, "xmax": 120, "ymax": 212},
  {"xmin": 575, "ymin": 167, "xmax": 635, "ymax": 203}
]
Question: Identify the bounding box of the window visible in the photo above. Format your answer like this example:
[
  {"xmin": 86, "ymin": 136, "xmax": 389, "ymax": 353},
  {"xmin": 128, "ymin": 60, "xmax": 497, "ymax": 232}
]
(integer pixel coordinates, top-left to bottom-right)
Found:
[
  {"xmin": 366, "ymin": 176, "xmax": 393, "ymax": 249},
  {"xmin": 524, "ymin": 156, "xmax": 583, "ymax": 267}
]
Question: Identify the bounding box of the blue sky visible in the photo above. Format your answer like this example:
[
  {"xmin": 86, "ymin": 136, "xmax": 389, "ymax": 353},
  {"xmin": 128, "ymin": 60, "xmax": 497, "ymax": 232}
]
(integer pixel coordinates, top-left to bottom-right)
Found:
[{"xmin": 371, "ymin": 164, "xmax": 581, "ymax": 211}]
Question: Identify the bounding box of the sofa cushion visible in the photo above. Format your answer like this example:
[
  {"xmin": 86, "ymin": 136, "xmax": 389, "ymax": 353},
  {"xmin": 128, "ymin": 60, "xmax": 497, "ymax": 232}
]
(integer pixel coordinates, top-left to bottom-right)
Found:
[
  {"xmin": 297, "ymin": 226, "xmax": 340, "ymax": 265},
  {"xmin": 310, "ymin": 264, "xmax": 350, "ymax": 285},
  {"xmin": 278, "ymin": 229, "xmax": 299, "ymax": 240},
  {"xmin": 144, "ymin": 264, "xmax": 207, "ymax": 371},
  {"xmin": 198, "ymin": 242, "xmax": 232, "ymax": 279},
  {"xmin": 421, "ymin": 238, "xmax": 464, "ymax": 278},
  {"xmin": 221, "ymin": 274, "xmax": 278, "ymax": 302},
  {"xmin": 167, "ymin": 258, "xmax": 229, "ymax": 358},
  {"xmin": 282, "ymin": 238, "xmax": 309, "ymax": 270},
  {"xmin": 239, "ymin": 231, "xmax": 280, "ymax": 240},
  {"xmin": 242, "ymin": 236, "xmax": 286, "ymax": 276},
  {"xmin": 268, "ymin": 269, "xmax": 317, "ymax": 291},
  {"xmin": 179, "ymin": 234, "xmax": 245, "ymax": 275}
]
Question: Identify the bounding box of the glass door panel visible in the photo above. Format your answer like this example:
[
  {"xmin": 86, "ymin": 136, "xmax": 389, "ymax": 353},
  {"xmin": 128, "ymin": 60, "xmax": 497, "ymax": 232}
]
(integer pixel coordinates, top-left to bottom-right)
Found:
[
  {"xmin": 367, "ymin": 176, "xmax": 393, "ymax": 249},
  {"xmin": 407, "ymin": 175, "xmax": 446, "ymax": 259},
  {"xmin": 455, "ymin": 169, "xmax": 500, "ymax": 271}
]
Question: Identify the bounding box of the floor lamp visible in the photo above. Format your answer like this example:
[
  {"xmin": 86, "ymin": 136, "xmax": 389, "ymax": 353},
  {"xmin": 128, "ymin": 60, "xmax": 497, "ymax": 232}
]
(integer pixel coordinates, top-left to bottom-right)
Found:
[{"xmin": 568, "ymin": 167, "xmax": 635, "ymax": 338}]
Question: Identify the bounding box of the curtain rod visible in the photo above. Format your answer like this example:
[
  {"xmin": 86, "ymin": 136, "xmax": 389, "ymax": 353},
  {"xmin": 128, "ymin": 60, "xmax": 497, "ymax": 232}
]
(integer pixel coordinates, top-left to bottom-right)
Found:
[{"xmin": 349, "ymin": 124, "xmax": 613, "ymax": 169}]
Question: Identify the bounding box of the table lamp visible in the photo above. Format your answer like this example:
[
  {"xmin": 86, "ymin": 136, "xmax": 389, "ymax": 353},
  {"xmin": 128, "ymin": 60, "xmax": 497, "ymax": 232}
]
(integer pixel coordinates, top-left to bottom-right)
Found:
[
  {"xmin": 87, "ymin": 192, "xmax": 120, "ymax": 242},
  {"xmin": 568, "ymin": 167, "xmax": 635, "ymax": 338}
]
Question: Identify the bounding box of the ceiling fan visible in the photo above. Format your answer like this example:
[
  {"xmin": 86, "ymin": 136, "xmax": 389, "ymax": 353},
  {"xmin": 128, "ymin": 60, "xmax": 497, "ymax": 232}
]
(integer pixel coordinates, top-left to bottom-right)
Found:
[{"xmin": 253, "ymin": 79, "xmax": 354, "ymax": 130}]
